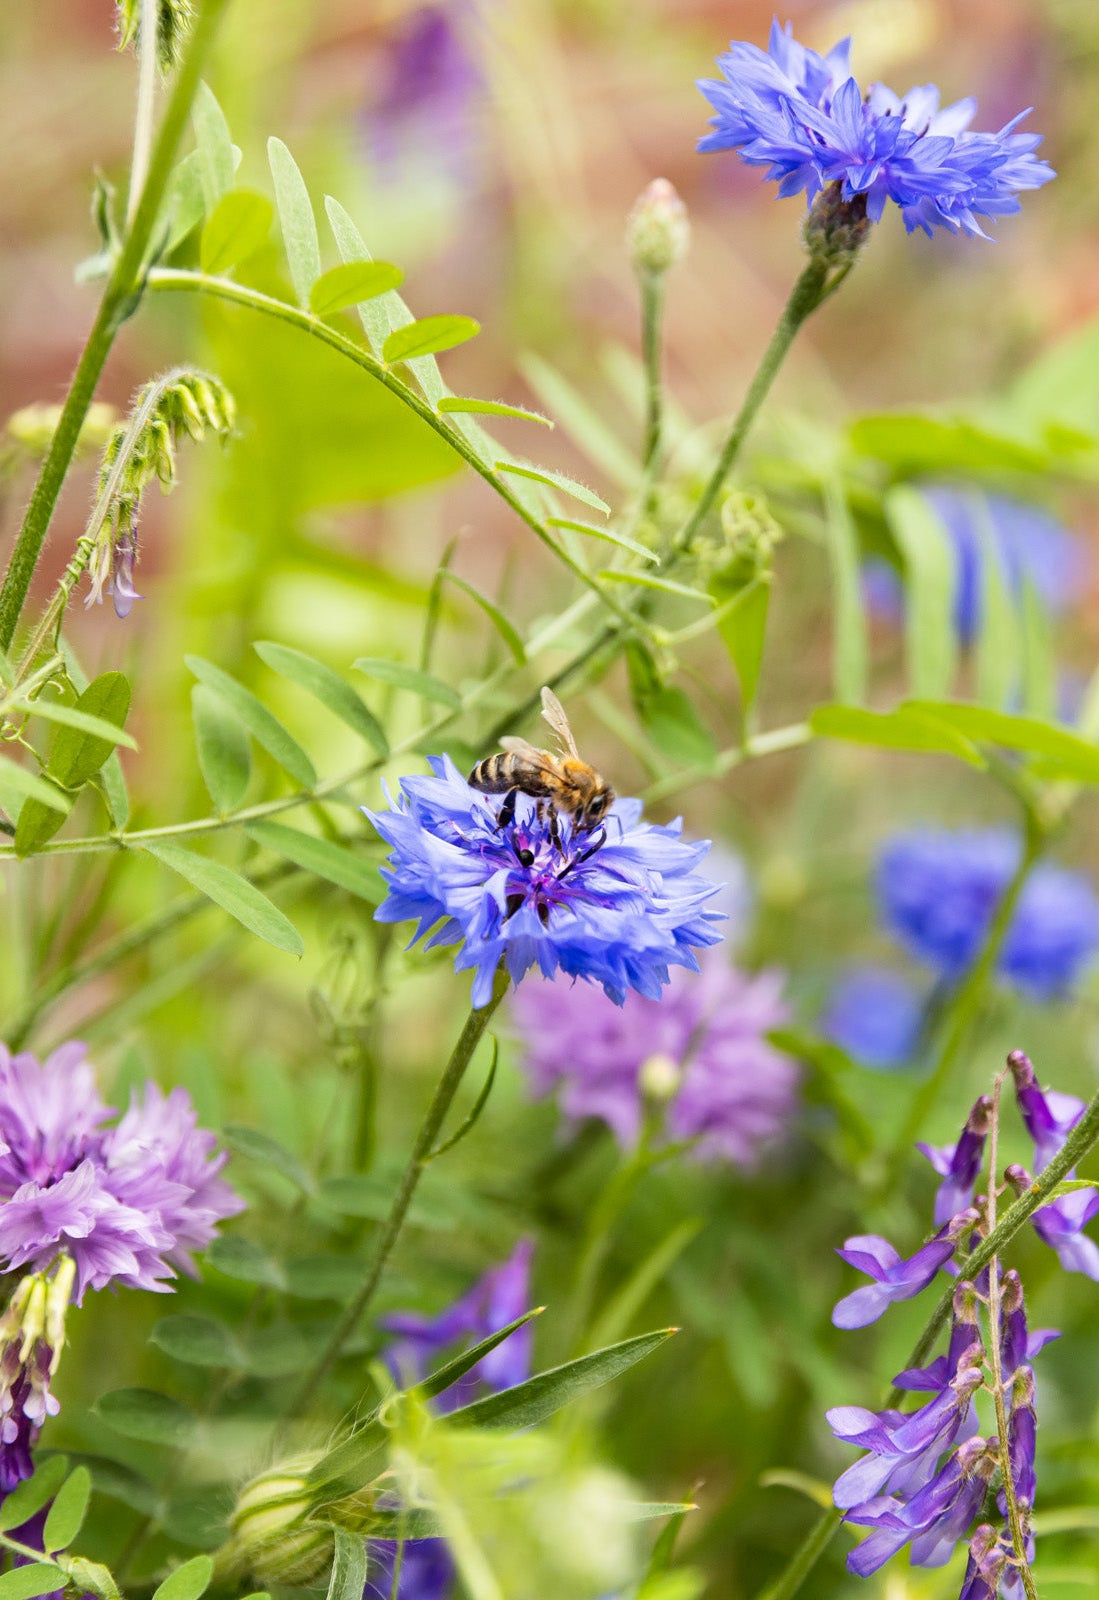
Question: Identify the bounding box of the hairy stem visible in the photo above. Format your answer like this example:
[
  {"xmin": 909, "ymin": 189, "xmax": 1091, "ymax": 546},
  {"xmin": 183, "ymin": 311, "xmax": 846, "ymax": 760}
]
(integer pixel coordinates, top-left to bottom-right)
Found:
[
  {"xmin": 289, "ymin": 971, "xmax": 509, "ymax": 1415},
  {"xmin": 0, "ymin": 0, "xmax": 229, "ymax": 652},
  {"xmin": 127, "ymin": 0, "xmax": 160, "ymax": 227}
]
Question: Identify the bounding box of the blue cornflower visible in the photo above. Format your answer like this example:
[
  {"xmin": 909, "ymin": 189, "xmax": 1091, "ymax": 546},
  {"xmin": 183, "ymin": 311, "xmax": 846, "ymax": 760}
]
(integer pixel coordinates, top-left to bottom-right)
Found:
[
  {"xmin": 821, "ymin": 966, "xmax": 923, "ymax": 1069},
  {"xmin": 876, "ymin": 829, "xmax": 1099, "ymax": 1000},
  {"xmin": 697, "ymin": 19, "xmax": 1054, "ymax": 237},
  {"xmin": 368, "ymin": 756, "xmax": 723, "ymax": 1007}
]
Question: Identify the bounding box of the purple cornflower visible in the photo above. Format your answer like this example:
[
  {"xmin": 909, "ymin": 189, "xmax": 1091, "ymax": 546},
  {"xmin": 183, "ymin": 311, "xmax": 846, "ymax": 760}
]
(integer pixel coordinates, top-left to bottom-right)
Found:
[
  {"xmin": 371, "ymin": 1242, "xmax": 535, "ymax": 1600},
  {"xmin": 832, "ymin": 1212, "xmax": 975, "ymax": 1330},
  {"xmin": 511, "ymin": 951, "xmax": 796, "ymax": 1165},
  {"xmin": 697, "ymin": 19, "xmax": 1054, "ymax": 237},
  {"xmin": 368, "ymin": 756, "xmax": 723, "ymax": 1008},
  {"xmin": 918, "ymin": 1096, "xmax": 992, "ymax": 1228},
  {"xmin": 821, "ymin": 966, "xmax": 923, "ymax": 1070},
  {"xmin": 877, "ymin": 829, "xmax": 1099, "ymax": 1000},
  {"xmin": 0, "ymin": 1040, "xmax": 243, "ymax": 1490}
]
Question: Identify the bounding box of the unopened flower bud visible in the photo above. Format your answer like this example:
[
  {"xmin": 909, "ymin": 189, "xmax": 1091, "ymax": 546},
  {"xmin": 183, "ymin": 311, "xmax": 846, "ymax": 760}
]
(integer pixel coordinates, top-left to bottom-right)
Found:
[
  {"xmin": 626, "ymin": 179, "xmax": 690, "ymax": 277},
  {"xmin": 230, "ymin": 1453, "xmax": 334, "ymax": 1586},
  {"xmin": 640, "ymin": 1052, "xmax": 681, "ymax": 1105},
  {"xmin": 803, "ymin": 182, "xmax": 871, "ymax": 268},
  {"xmin": 1004, "ymin": 1162, "xmax": 1034, "ymax": 1199}
]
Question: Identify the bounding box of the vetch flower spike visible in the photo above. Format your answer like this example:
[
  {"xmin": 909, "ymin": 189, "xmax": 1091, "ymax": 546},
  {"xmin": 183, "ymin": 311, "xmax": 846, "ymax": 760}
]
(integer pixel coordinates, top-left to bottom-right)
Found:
[{"xmin": 832, "ymin": 1212, "xmax": 977, "ymax": 1330}]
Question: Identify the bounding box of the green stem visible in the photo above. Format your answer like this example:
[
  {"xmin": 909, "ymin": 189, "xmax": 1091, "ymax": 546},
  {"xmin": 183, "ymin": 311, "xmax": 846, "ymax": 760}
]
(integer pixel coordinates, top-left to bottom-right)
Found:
[
  {"xmin": 0, "ymin": 0, "xmax": 229, "ymax": 652},
  {"xmin": 640, "ymin": 273, "xmax": 664, "ymax": 476},
  {"xmin": 289, "ymin": 970, "xmax": 509, "ymax": 1415},
  {"xmin": 754, "ymin": 1071, "xmax": 1099, "ymax": 1600},
  {"xmin": 127, "ymin": 0, "xmax": 160, "ymax": 227},
  {"xmin": 668, "ymin": 258, "xmax": 830, "ymax": 559}
]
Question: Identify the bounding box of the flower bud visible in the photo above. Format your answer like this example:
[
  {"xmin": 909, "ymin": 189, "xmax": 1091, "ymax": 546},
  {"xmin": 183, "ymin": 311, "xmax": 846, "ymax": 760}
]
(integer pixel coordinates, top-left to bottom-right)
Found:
[
  {"xmin": 803, "ymin": 182, "xmax": 871, "ymax": 268},
  {"xmin": 639, "ymin": 1052, "xmax": 681, "ymax": 1106},
  {"xmin": 626, "ymin": 179, "xmax": 690, "ymax": 277},
  {"xmin": 230, "ymin": 1453, "xmax": 334, "ymax": 1587}
]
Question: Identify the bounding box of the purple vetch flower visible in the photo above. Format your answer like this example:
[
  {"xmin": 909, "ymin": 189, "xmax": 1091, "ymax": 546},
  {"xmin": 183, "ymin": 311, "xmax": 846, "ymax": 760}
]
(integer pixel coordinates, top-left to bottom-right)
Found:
[
  {"xmin": 0, "ymin": 1258, "xmax": 73, "ymax": 1494},
  {"xmin": 998, "ymin": 1270, "xmax": 1059, "ymax": 1380},
  {"xmin": 85, "ymin": 517, "xmax": 143, "ymax": 620},
  {"xmin": 820, "ymin": 966, "xmax": 923, "ymax": 1070},
  {"xmin": 511, "ymin": 951, "xmax": 796, "ymax": 1165},
  {"xmin": 364, "ymin": 2, "xmax": 485, "ymax": 188},
  {"xmin": 368, "ymin": 756, "xmax": 724, "ymax": 1008},
  {"xmin": 1006, "ymin": 1368, "xmax": 1037, "ymax": 1509},
  {"xmin": 876, "ymin": 829, "xmax": 1099, "ymax": 999},
  {"xmin": 918, "ymin": 1096, "xmax": 992, "ymax": 1228},
  {"xmin": 1006, "ymin": 1163, "xmax": 1099, "ymax": 1280},
  {"xmin": 1008, "ymin": 1048, "xmax": 1086, "ymax": 1171},
  {"xmin": 365, "ymin": 1538, "xmax": 455, "ymax": 1600},
  {"xmin": 832, "ymin": 1214, "xmax": 975, "ymax": 1330},
  {"xmin": 845, "ymin": 1435, "xmax": 998, "ymax": 1577},
  {"xmin": 696, "ymin": 19, "xmax": 1054, "ymax": 237}
]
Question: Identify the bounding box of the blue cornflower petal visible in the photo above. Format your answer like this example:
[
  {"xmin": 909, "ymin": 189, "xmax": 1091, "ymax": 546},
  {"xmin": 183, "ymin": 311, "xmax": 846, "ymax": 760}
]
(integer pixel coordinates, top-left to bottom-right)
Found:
[
  {"xmin": 368, "ymin": 756, "xmax": 724, "ymax": 1006},
  {"xmin": 821, "ymin": 965, "xmax": 923, "ymax": 1069},
  {"xmin": 698, "ymin": 19, "xmax": 1054, "ymax": 236}
]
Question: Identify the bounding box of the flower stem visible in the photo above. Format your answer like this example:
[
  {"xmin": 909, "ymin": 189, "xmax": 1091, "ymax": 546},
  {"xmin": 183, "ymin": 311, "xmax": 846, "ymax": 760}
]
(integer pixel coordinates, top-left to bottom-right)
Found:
[
  {"xmin": 985, "ymin": 1073, "xmax": 1039, "ymax": 1600},
  {"xmin": 668, "ymin": 258, "xmax": 830, "ymax": 559},
  {"xmin": 640, "ymin": 273, "xmax": 665, "ymax": 477},
  {"xmin": 752, "ymin": 1078, "xmax": 1099, "ymax": 1600},
  {"xmin": 126, "ymin": 0, "xmax": 160, "ymax": 227},
  {"xmin": 288, "ymin": 970, "xmax": 510, "ymax": 1416},
  {"xmin": 0, "ymin": 0, "xmax": 228, "ymax": 653}
]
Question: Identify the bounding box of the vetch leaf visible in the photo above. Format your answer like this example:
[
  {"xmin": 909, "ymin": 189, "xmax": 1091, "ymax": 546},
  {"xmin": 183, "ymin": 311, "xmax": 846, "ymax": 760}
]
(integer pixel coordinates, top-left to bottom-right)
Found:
[
  {"xmin": 267, "ymin": 137, "xmax": 321, "ymax": 308},
  {"xmin": 42, "ymin": 1466, "xmax": 91, "ymax": 1552},
  {"xmin": 442, "ymin": 573, "xmax": 525, "ymax": 665},
  {"xmin": 200, "ymin": 190, "xmax": 273, "ymax": 275},
  {"xmin": 150, "ymin": 1313, "xmax": 239, "ymax": 1369},
  {"xmin": 16, "ymin": 696, "xmax": 137, "ymax": 752},
  {"xmin": 60, "ymin": 1559, "xmax": 121, "ymax": 1600},
  {"xmin": 191, "ymin": 82, "xmax": 234, "ymax": 212},
  {"xmin": 95, "ymin": 1387, "xmax": 194, "ymax": 1446},
  {"xmin": 222, "ymin": 1123, "xmax": 315, "ymax": 1194},
  {"xmin": 324, "ymin": 196, "xmax": 394, "ymax": 356},
  {"xmin": 0, "ymin": 1565, "xmax": 65, "ymax": 1600},
  {"xmin": 45, "ymin": 672, "xmax": 134, "ymax": 785},
  {"xmin": 495, "ymin": 459, "xmax": 610, "ymax": 516},
  {"xmin": 446, "ymin": 1328, "xmax": 677, "ymax": 1432},
  {"xmin": 0, "ymin": 1457, "xmax": 70, "ymax": 1531},
  {"xmin": 309, "ymin": 262, "xmax": 403, "ymax": 317},
  {"xmin": 141, "ymin": 840, "xmax": 305, "ymax": 956},
  {"xmin": 637, "ymin": 687, "xmax": 717, "ymax": 771},
  {"xmin": 418, "ymin": 1309, "xmax": 543, "ymax": 1405},
  {"xmin": 547, "ymin": 516, "xmax": 658, "ymax": 564},
  {"xmin": 185, "ymin": 656, "xmax": 316, "ymax": 787},
  {"xmin": 437, "ymin": 397, "xmax": 552, "ymax": 428},
  {"xmin": 352, "ymin": 658, "xmax": 460, "ymax": 708},
  {"xmin": 163, "ymin": 150, "xmax": 207, "ymax": 253},
  {"xmin": 885, "ymin": 485, "xmax": 958, "ymax": 700},
  {"xmin": 810, "ymin": 704, "xmax": 985, "ymax": 767},
  {"xmin": 710, "ymin": 577, "xmax": 770, "ymax": 720},
  {"xmin": 0, "ymin": 757, "xmax": 72, "ymax": 815},
  {"xmin": 600, "ymin": 570, "xmax": 713, "ymax": 605},
  {"xmin": 383, "ymin": 315, "xmax": 480, "ymax": 364},
  {"xmin": 902, "ymin": 699, "xmax": 1099, "ymax": 781},
  {"xmin": 192, "ymin": 684, "xmax": 252, "ymax": 812},
  {"xmin": 326, "ymin": 1529, "xmax": 366, "ymax": 1600},
  {"xmin": 246, "ymin": 821, "xmax": 383, "ymax": 902},
  {"xmin": 206, "ymin": 1234, "xmax": 286, "ymax": 1289},
  {"xmin": 151, "ymin": 1555, "xmax": 215, "ymax": 1600},
  {"xmin": 254, "ymin": 641, "xmax": 388, "ymax": 754}
]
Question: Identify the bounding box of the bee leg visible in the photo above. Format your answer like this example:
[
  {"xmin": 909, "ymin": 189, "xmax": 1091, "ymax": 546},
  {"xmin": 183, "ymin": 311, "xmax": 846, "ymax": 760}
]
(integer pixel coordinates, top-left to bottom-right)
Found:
[
  {"xmin": 496, "ymin": 787, "xmax": 520, "ymax": 831},
  {"xmin": 547, "ymin": 805, "xmax": 563, "ymax": 854},
  {"xmin": 557, "ymin": 826, "xmax": 606, "ymax": 879}
]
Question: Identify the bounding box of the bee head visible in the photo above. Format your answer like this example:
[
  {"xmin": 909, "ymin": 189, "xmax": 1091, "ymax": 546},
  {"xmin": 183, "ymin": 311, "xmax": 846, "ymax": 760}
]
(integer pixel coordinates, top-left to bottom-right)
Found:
[{"xmin": 580, "ymin": 787, "xmax": 614, "ymax": 831}]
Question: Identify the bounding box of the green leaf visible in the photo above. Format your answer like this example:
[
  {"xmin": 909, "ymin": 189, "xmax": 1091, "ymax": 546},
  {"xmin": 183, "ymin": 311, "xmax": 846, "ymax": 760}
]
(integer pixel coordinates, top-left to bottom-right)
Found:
[
  {"xmin": 0, "ymin": 1565, "xmax": 65, "ymax": 1600},
  {"xmin": 141, "ymin": 840, "xmax": 305, "ymax": 956},
  {"xmin": 0, "ymin": 756, "xmax": 71, "ymax": 815},
  {"xmin": 822, "ymin": 480, "xmax": 867, "ymax": 705},
  {"xmin": 599, "ymin": 570, "xmax": 713, "ymax": 604},
  {"xmin": 0, "ymin": 1457, "xmax": 69, "ymax": 1531},
  {"xmin": 309, "ymin": 262, "xmax": 403, "ymax": 317},
  {"xmin": 185, "ymin": 656, "xmax": 316, "ymax": 787},
  {"xmin": 267, "ymin": 137, "xmax": 321, "ymax": 308},
  {"xmin": 446, "ymin": 1328, "xmax": 676, "ymax": 1432},
  {"xmin": 74, "ymin": 1456, "xmax": 157, "ymax": 1516},
  {"xmin": 246, "ymin": 820, "xmax": 383, "ymax": 902},
  {"xmin": 200, "ymin": 190, "xmax": 273, "ymax": 275},
  {"xmin": 495, "ymin": 459, "xmax": 610, "ymax": 516},
  {"xmin": 710, "ymin": 577, "xmax": 770, "ymax": 720},
  {"xmin": 884, "ymin": 485, "xmax": 958, "ymax": 700},
  {"xmin": 383, "ymin": 315, "xmax": 480, "ymax": 364},
  {"xmin": 13, "ymin": 798, "xmax": 67, "ymax": 858},
  {"xmin": 637, "ymin": 687, "xmax": 716, "ymax": 770},
  {"xmin": 849, "ymin": 412, "xmax": 1058, "ymax": 477},
  {"xmin": 151, "ymin": 1555, "xmax": 214, "ymax": 1600},
  {"xmin": 95, "ymin": 1387, "xmax": 194, "ymax": 1446},
  {"xmin": 46, "ymin": 672, "xmax": 134, "ymax": 785},
  {"xmin": 285, "ymin": 1255, "xmax": 362, "ymax": 1301},
  {"xmin": 1020, "ymin": 578, "xmax": 1057, "ymax": 721},
  {"xmin": 352, "ymin": 658, "xmax": 460, "ymax": 708},
  {"xmin": 323, "ymin": 197, "xmax": 395, "ymax": 357},
  {"xmin": 162, "ymin": 150, "xmax": 207, "ymax": 252},
  {"xmin": 150, "ymin": 1314, "xmax": 238, "ymax": 1369},
  {"xmin": 326, "ymin": 1530, "xmax": 366, "ymax": 1600},
  {"xmin": 100, "ymin": 748, "xmax": 130, "ymax": 828},
  {"xmin": 222, "ymin": 1123, "xmax": 315, "ymax": 1194},
  {"xmin": 809, "ymin": 704, "xmax": 985, "ymax": 767},
  {"xmin": 206, "ymin": 1234, "xmax": 286, "ymax": 1289},
  {"xmin": 588, "ymin": 1220, "xmax": 702, "ymax": 1354},
  {"xmin": 306, "ymin": 1422, "xmax": 388, "ymax": 1505},
  {"xmin": 971, "ymin": 495, "xmax": 1018, "ymax": 711},
  {"xmin": 901, "ymin": 700, "xmax": 1099, "ymax": 781},
  {"xmin": 192, "ymin": 684, "xmax": 252, "ymax": 812},
  {"xmin": 254, "ymin": 641, "xmax": 388, "ymax": 754},
  {"xmin": 17, "ymin": 695, "xmax": 137, "ymax": 753},
  {"xmin": 191, "ymin": 82, "xmax": 234, "ymax": 213},
  {"xmin": 546, "ymin": 516, "xmax": 658, "ymax": 564},
  {"xmin": 60, "ymin": 1559, "xmax": 121, "ymax": 1600},
  {"xmin": 239, "ymin": 1324, "xmax": 310, "ymax": 1378},
  {"xmin": 316, "ymin": 1173, "xmax": 453, "ymax": 1228},
  {"xmin": 42, "ymin": 1467, "xmax": 91, "ymax": 1553},
  {"xmin": 418, "ymin": 1309, "xmax": 544, "ymax": 1405},
  {"xmin": 442, "ymin": 573, "xmax": 525, "ymax": 665},
  {"xmin": 437, "ymin": 397, "xmax": 552, "ymax": 427}
]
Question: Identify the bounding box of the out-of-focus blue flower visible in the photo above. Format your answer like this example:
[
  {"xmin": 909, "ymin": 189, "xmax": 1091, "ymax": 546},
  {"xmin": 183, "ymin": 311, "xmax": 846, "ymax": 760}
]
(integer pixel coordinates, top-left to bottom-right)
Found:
[
  {"xmin": 368, "ymin": 756, "xmax": 723, "ymax": 1008},
  {"xmin": 876, "ymin": 829, "xmax": 1099, "ymax": 1000},
  {"xmin": 696, "ymin": 19, "xmax": 1054, "ymax": 236},
  {"xmin": 918, "ymin": 1095, "xmax": 992, "ymax": 1228},
  {"xmin": 821, "ymin": 966, "xmax": 923, "ymax": 1069},
  {"xmin": 862, "ymin": 489, "xmax": 1088, "ymax": 645},
  {"xmin": 370, "ymin": 1242, "xmax": 535, "ymax": 1600},
  {"xmin": 832, "ymin": 1216, "xmax": 974, "ymax": 1330},
  {"xmin": 512, "ymin": 952, "xmax": 796, "ymax": 1166}
]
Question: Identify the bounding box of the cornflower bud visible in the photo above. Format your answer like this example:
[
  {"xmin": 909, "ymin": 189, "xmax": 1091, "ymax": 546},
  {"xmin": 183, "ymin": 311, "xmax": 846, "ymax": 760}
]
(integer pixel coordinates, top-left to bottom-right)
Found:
[
  {"xmin": 803, "ymin": 183, "xmax": 871, "ymax": 269},
  {"xmin": 626, "ymin": 179, "xmax": 690, "ymax": 277},
  {"xmin": 229, "ymin": 1453, "xmax": 335, "ymax": 1587},
  {"xmin": 639, "ymin": 1052, "xmax": 681, "ymax": 1106}
]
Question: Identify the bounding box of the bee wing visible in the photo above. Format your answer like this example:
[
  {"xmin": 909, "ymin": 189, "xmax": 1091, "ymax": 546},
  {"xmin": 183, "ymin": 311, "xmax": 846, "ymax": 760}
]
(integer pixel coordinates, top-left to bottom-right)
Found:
[
  {"xmin": 499, "ymin": 736, "xmax": 541, "ymax": 756},
  {"xmin": 540, "ymin": 686, "xmax": 579, "ymax": 757}
]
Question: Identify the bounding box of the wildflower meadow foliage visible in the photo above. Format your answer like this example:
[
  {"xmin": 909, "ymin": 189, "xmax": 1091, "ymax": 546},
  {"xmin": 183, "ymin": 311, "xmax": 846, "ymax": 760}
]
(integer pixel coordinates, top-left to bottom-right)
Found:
[{"xmin": 3, "ymin": 7, "xmax": 1099, "ymax": 1600}]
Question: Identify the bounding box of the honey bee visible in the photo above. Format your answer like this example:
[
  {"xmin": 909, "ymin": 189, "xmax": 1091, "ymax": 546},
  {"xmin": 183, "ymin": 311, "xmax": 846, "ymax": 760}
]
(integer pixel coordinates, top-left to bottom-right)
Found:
[{"xmin": 469, "ymin": 687, "xmax": 615, "ymax": 836}]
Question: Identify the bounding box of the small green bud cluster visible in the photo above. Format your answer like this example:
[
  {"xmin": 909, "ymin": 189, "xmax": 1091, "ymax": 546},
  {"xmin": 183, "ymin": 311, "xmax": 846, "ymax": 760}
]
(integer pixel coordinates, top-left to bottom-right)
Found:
[
  {"xmin": 703, "ymin": 490, "xmax": 784, "ymax": 590},
  {"xmin": 116, "ymin": 0, "xmax": 195, "ymax": 71},
  {"xmin": 626, "ymin": 179, "xmax": 691, "ymax": 278}
]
